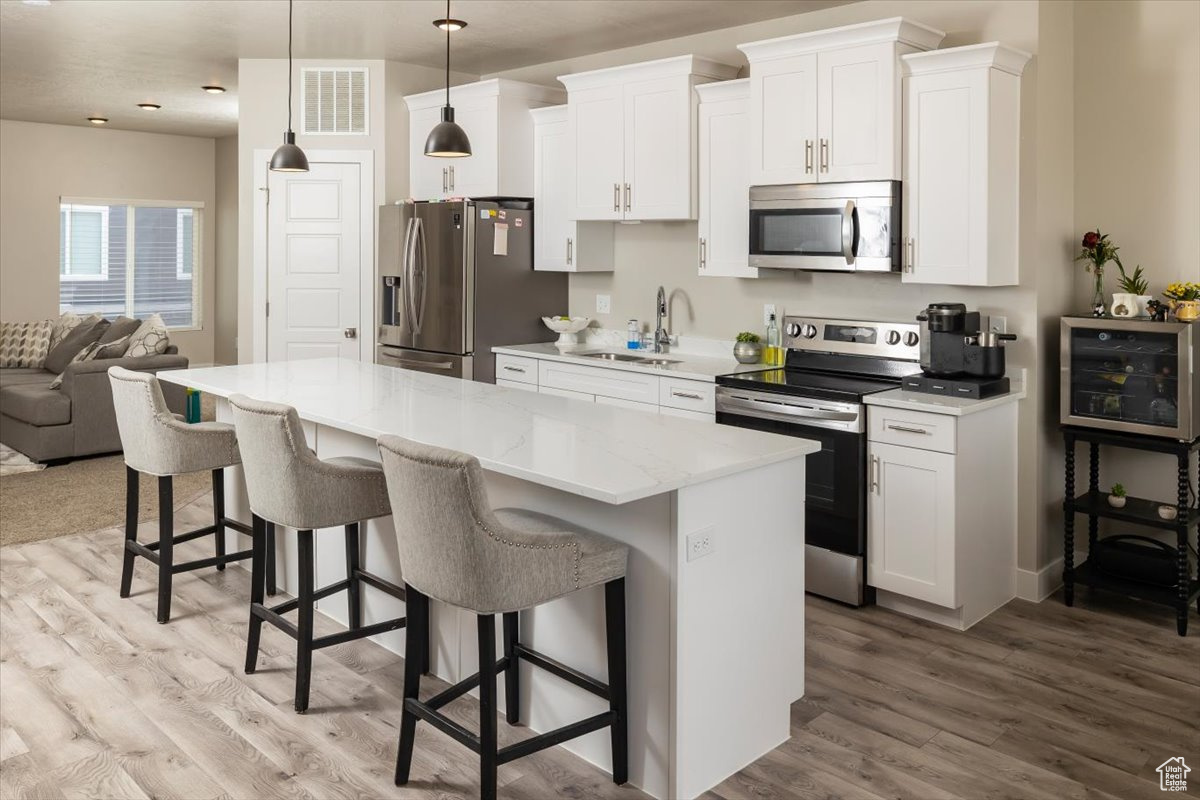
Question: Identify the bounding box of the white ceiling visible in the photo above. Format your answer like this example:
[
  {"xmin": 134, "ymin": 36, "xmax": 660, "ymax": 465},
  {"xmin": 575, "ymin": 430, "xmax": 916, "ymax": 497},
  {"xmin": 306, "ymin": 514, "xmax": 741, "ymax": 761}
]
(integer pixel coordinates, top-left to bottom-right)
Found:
[{"xmin": 0, "ymin": 0, "xmax": 851, "ymax": 138}]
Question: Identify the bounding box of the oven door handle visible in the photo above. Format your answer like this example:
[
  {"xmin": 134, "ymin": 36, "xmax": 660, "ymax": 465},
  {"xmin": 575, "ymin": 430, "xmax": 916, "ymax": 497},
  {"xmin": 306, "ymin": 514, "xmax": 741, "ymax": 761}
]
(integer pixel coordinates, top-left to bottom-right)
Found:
[
  {"xmin": 841, "ymin": 200, "xmax": 857, "ymax": 264},
  {"xmin": 718, "ymin": 394, "xmax": 860, "ymax": 422}
]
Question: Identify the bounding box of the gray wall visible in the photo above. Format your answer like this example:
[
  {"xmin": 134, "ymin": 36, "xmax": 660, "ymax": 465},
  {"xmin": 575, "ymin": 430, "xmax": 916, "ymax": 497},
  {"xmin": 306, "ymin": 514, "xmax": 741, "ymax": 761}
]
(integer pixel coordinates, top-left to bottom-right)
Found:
[{"xmin": 215, "ymin": 134, "xmax": 239, "ymax": 365}]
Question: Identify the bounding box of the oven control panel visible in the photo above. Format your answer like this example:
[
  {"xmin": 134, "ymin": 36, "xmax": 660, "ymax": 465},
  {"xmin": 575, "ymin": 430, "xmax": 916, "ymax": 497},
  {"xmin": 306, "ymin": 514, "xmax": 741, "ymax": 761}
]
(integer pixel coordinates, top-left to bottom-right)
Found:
[{"xmin": 782, "ymin": 316, "xmax": 921, "ymax": 360}]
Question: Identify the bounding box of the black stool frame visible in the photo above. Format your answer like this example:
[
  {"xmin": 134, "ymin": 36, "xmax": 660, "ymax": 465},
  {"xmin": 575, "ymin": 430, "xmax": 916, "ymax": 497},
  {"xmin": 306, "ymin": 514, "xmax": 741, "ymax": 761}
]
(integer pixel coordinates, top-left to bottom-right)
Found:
[
  {"xmin": 120, "ymin": 466, "xmax": 253, "ymax": 624},
  {"xmin": 244, "ymin": 515, "xmax": 414, "ymax": 713},
  {"xmin": 394, "ymin": 579, "xmax": 628, "ymax": 800}
]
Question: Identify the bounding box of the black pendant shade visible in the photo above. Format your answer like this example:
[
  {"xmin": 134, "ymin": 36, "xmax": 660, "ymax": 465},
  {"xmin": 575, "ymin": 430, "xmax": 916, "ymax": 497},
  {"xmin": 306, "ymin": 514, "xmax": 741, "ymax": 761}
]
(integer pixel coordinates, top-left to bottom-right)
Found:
[
  {"xmin": 271, "ymin": 130, "xmax": 310, "ymax": 172},
  {"xmin": 425, "ymin": 0, "xmax": 472, "ymax": 158},
  {"xmin": 425, "ymin": 106, "xmax": 472, "ymax": 158},
  {"xmin": 270, "ymin": 0, "xmax": 309, "ymax": 173}
]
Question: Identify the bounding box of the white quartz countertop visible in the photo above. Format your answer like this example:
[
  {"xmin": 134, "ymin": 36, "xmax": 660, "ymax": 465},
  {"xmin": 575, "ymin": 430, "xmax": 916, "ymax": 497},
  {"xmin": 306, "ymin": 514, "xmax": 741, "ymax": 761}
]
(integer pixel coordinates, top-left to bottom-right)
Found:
[
  {"xmin": 864, "ymin": 383, "xmax": 1026, "ymax": 416},
  {"xmin": 493, "ymin": 342, "xmax": 773, "ymax": 383},
  {"xmin": 159, "ymin": 359, "xmax": 817, "ymax": 505}
]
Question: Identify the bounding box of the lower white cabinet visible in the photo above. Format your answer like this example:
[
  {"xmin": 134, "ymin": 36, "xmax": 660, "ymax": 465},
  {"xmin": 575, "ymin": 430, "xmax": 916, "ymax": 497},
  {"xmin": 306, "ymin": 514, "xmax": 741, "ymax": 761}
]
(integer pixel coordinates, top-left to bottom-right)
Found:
[{"xmin": 865, "ymin": 402, "xmax": 1017, "ymax": 630}]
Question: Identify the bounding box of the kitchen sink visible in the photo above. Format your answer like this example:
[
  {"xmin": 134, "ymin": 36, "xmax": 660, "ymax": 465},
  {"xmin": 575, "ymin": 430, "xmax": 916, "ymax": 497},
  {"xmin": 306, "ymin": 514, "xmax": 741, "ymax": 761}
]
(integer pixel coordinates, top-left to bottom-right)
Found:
[
  {"xmin": 577, "ymin": 352, "xmax": 680, "ymax": 366},
  {"xmin": 639, "ymin": 358, "xmax": 680, "ymax": 366}
]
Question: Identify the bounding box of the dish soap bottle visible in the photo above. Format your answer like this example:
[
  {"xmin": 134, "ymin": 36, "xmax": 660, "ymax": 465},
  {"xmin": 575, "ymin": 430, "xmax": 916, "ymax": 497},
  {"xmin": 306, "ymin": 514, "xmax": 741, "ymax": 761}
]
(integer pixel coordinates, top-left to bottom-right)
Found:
[
  {"xmin": 766, "ymin": 313, "xmax": 781, "ymax": 366},
  {"xmin": 627, "ymin": 319, "xmax": 640, "ymax": 350}
]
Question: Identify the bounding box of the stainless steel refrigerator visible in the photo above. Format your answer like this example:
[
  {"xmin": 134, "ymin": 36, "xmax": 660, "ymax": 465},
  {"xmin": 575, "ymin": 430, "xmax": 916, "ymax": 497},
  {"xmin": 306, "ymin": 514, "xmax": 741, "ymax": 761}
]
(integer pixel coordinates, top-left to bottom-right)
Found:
[{"xmin": 377, "ymin": 199, "xmax": 566, "ymax": 383}]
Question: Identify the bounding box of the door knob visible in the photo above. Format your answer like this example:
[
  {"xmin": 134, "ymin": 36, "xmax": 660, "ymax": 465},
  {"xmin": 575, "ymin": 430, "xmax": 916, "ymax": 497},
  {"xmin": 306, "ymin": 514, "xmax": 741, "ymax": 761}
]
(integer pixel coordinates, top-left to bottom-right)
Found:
[{"xmin": 344, "ymin": 328, "xmax": 358, "ymax": 339}]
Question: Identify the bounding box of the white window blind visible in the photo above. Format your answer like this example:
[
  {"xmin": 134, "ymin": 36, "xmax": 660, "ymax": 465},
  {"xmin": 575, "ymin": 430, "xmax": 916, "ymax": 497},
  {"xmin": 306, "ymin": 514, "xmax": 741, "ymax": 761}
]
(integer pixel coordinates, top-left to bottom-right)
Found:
[{"xmin": 58, "ymin": 199, "xmax": 203, "ymax": 330}]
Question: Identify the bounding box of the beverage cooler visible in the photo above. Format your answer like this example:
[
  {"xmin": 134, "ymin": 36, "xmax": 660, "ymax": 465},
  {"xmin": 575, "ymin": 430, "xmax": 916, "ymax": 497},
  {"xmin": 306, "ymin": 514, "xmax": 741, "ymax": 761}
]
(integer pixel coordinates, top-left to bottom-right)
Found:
[{"xmin": 1060, "ymin": 316, "xmax": 1198, "ymax": 441}]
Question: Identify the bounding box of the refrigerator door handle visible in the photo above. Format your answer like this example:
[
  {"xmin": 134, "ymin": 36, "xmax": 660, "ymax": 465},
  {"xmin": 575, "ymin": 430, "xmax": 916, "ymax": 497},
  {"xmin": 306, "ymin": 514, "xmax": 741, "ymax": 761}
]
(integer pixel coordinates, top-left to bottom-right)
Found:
[
  {"xmin": 413, "ymin": 217, "xmax": 429, "ymax": 334},
  {"xmin": 403, "ymin": 217, "xmax": 419, "ymax": 334}
]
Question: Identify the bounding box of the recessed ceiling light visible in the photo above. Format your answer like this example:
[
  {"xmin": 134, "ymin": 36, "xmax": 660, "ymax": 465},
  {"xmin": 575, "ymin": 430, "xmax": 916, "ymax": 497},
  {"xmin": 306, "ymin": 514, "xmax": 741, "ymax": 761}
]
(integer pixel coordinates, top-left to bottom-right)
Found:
[
  {"xmin": 87, "ymin": 117, "xmax": 108, "ymax": 125},
  {"xmin": 433, "ymin": 18, "xmax": 467, "ymax": 31},
  {"xmin": 202, "ymin": 85, "xmax": 226, "ymax": 94},
  {"xmin": 137, "ymin": 103, "xmax": 161, "ymax": 111}
]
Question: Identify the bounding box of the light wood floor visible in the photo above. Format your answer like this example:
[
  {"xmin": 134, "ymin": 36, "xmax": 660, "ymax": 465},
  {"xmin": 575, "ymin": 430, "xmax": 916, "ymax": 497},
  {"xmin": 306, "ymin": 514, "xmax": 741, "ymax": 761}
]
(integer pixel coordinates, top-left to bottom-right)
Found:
[{"xmin": 1, "ymin": 497, "xmax": 1197, "ymax": 800}]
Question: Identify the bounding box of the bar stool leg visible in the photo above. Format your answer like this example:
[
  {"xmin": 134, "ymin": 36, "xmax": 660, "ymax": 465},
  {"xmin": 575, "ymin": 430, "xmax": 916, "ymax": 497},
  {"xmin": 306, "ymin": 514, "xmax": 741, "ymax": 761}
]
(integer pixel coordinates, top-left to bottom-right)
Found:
[
  {"xmin": 156, "ymin": 476, "xmax": 174, "ymax": 624},
  {"xmin": 295, "ymin": 529, "xmax": 315, "ymax": 713},
  {"xmin": 503, "ymin": 612, "xmax": 520, "ymax": 724},
  {"xmin": 245, "ymin": 514, "xmax": 267, "ymax": 674},
  {"xmin": 345, "ymin": 523, "xmax": 361, "ymax": 629},
  {"xmin": 265, "ymin": 522, "xmax": 278, "ymax": 596},
  {"xmin": 394, "ymin": 584, "xmax": 427, "ymax": 786},
  {"xmin": 212, "ymin": 469, "xmax": 226, "ymax": 571},
  {"xmin": 605, "ymin": 578, "xmax": 628, "ymax": 785},
  {"xmin": 120, "ymin": 466, "xmax": 139, "ymax": 598},
  {"xmin": 478, "ymin": 614, "xmax": 498, "ymax": 800}
]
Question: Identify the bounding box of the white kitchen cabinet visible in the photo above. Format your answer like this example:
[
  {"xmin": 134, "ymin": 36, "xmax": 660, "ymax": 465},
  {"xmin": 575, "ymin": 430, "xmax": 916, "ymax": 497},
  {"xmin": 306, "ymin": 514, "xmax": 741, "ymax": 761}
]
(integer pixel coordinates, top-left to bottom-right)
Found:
[
  {"xmin": 864, "ymin": 401, "xmax": 1017, "ymax": 631},
  {"xmin": 540, "ymin": 385, "xmax": 595, "ymax": 402},
  {"xmin": 496, "ymin": 378, "xmax": 539, "ymax": 393},
  {"xmin": 739, "ymin": 17, "xmax": 944, "ymax": 186},
  {"xmin": 596, "ymin": 394, "xmax": 659, "ymax": 414},
  {"xmin": 560, "ymin": 56, "xmax": 738, "ymax": 222},
  {"xmin": 404, "ymin": 79, "xmax": 565, "ymax": 200},
  {"xmin": 901, "ymin": 43, "xmax": 1030, "ymax": 286},
  {"xmin": 695, "ymin": 80, "xmax": 755, "ymax": 279},
  {"xmin": 530, "ymin": 106, "xmax": 614, "ymax": 271}
]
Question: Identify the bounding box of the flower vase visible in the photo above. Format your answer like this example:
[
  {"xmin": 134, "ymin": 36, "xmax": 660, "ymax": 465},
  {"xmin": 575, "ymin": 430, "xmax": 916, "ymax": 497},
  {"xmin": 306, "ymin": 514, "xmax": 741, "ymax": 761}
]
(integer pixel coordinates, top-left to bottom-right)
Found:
[
  {"xmin": 1175, "ymin": 300, "xmax": 1200, "ymax": 322},
  {"xmin": 1091, "ymin": 269, "xmax": 1106, "ymax": 317}
]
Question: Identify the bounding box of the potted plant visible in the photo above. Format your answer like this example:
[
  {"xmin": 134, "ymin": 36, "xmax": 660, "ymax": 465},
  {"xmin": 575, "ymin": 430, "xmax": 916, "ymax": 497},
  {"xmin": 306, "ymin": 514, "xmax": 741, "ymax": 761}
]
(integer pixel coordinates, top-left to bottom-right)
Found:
[
  {"xmin": 1113, "ymin": 262, "xmax": 1150, "ymax": 317},
  {"xmin": 1108, "ymin": 483, "xmax": 1127, "ymax": 508},
  {"xmin": 1075, "ymin": 229, "xmax": 1125, "ymax": 316},
  {"xmin": 733, "ymin": 332, "xmax": 763, "ymax": 364},
  {"xmin": 1163, "ymin": 282, "xmax": 1200, "ymax": 322}
]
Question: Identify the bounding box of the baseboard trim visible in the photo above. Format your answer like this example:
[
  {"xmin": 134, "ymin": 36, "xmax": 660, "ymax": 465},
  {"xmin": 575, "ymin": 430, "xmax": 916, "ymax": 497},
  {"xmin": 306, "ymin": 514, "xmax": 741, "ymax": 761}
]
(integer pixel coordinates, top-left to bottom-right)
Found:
[{"xmin": 1016, "ymin": 549, "xmax": 1087, "ymax": 602}]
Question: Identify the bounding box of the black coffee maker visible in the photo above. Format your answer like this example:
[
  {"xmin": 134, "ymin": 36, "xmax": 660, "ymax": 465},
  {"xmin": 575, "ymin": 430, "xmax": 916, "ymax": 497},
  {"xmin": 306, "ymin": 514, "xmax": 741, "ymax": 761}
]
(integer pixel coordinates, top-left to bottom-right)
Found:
[{"xmin": 904, "ymin": 303, "xmax": 1016, "ymax": 399}]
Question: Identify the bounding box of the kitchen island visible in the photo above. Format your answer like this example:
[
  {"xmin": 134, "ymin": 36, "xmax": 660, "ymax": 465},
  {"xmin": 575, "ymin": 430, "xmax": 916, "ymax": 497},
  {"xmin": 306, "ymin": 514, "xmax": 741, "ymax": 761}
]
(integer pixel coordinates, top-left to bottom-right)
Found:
[{"xmin": 159, "ymin": 358, "xmax": 817, "ymax": 800}]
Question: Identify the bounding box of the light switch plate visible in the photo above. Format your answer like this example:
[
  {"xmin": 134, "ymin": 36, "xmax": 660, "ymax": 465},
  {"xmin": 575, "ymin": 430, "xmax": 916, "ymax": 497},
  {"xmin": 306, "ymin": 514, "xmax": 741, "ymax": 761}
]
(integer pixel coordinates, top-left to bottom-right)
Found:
[
  {"xmin": 763, "ymin": 304, "xmax": 776, "ymax": 326},
  {"xmin": 686, "ymin": 527, "xmax": 715, "ymax": 562},
  {"xmin": 596, "ymin": 294, "xmax": 612, "ymax": 315}
]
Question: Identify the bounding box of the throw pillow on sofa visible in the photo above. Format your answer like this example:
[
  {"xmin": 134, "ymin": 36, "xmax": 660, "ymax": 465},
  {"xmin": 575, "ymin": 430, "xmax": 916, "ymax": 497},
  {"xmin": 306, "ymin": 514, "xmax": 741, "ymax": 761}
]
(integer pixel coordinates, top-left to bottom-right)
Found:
[
  {"xmin": 0, "ymin": 319, "xmax": 54, "ymax": 368},
  {"xmin": 50, "ymin": 311, "xmax": 99, "ymax": 349},
  {"xmin": 43, "ymin": 317, "xmax": 108, "ymax": 374},
  {"xmin": 99, "ymin": 316, "xmax": 141, "ymax": 346},
  {"xmin": 47, "ymin": 334, "xmax": 133, "ymax": 389},
  {"xmin": 125, "ymin": 313, "xmax": 170, "ymax": 357}
]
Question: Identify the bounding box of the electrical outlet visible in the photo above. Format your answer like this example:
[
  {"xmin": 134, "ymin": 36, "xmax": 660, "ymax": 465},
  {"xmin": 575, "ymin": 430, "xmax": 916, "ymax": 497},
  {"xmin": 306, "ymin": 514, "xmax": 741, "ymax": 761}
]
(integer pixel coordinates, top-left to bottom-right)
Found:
[
  {"xmin": 686, "ymin": 527, "xmax": 716, "ymax": 562},
  {"xmin": 596, "ymin": 294, "xmax": 611, "ymax": 315},
  {"xmin": 990, "ymin": 316, "xmax": 1008, "ymax": 334},
  {"xmin": 763, "ymin": 304, "xmax": 777, "ymax": 326}
]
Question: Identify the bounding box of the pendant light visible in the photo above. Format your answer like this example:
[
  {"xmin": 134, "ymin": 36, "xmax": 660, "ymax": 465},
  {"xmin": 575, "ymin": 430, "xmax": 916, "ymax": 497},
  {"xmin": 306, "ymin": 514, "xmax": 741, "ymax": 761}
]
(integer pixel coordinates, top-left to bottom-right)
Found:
[
  {"xmin": 425, "ymin": 0, "xmax": 472, "ymax": 158},
  {"xmin": 270, "ymin": 0, "xmax": 309, "ymax": 172}
]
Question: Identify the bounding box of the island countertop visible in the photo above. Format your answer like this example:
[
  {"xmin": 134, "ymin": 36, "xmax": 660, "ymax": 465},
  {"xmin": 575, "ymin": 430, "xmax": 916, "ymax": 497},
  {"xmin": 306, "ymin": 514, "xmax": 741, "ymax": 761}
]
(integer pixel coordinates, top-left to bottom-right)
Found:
[{"xmin": 159, "ymin": 358, "xmax": 818, "ymax": 505}]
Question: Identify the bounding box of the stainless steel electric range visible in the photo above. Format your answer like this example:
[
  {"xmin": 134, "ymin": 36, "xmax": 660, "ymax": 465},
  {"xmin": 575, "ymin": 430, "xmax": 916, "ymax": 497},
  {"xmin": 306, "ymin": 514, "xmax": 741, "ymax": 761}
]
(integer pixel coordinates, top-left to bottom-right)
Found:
[{"xmin": 716, "ymin": 316, "xmax": 923, "ymax": 606}]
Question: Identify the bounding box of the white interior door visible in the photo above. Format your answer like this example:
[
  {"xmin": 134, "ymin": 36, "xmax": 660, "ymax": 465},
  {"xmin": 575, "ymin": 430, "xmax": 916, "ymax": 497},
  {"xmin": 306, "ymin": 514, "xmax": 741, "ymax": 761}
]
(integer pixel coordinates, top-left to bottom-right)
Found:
[{"xmin": 267, "ymin": 161, "xmax": 363, "ymax": 362}]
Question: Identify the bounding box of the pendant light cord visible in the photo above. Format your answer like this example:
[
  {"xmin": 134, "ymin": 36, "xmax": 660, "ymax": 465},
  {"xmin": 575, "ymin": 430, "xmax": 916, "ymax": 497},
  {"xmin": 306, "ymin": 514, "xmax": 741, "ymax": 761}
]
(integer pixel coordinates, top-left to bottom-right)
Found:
[
  {"xmin": 287, "ymin": 0, "xmax": 294, "ymax": 130},
  {"xmin": 444, "ymin": 0, "xmax": 451, "ymax": 109}
]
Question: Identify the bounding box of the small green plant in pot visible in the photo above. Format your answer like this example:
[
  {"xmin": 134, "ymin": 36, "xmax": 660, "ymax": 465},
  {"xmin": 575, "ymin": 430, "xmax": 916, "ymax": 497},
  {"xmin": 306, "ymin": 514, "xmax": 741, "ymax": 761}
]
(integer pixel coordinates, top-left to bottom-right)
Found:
[
  {"xmin": 733, "ymin": 332, "xmax": 763, "ymax": 364},
  {"xmin": 1108, "ymin": 482, "xmax": 1127, "ymax": 509}
]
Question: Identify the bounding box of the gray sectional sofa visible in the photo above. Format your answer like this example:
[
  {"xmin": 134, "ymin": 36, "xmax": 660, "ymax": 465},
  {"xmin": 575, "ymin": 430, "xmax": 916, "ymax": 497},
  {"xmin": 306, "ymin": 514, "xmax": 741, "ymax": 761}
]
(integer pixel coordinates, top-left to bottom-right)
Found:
[{"xmin": 0, "ymin": 351, "xmax": 188, "ymax": 462}]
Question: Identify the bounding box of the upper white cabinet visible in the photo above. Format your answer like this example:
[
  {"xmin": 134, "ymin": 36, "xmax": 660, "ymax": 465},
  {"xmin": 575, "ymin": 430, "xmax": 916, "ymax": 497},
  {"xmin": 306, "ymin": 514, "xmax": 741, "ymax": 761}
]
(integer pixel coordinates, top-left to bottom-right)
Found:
[
  {"xmin": 559, "ymin": 56, "xmax": 738, "ymax": 221},
  {"xmin": 404, "ymin": 79, "xmax": 564, "ymax": 200},
  {"xmin": 739, "ymin": 18, "xmax": 945, "ymax": 186},
  {"xmin": 901, "ymin": 43, "xmax": 1030, "ymax": 287},
  {"xmin": 530, "ymin": 105, "xmax": 614, "ymax": 272},
  {"xmin": 695, "ymin": 80, "xmax": 755, "ymax": 278}
]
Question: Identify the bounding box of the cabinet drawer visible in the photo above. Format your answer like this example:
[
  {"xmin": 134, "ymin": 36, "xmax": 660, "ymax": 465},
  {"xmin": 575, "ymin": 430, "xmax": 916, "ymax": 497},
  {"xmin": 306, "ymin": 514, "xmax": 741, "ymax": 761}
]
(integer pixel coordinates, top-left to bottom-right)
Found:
[
  {"xmin": 538, "ymin": 360, "xmax": 660, "ymax": 404},
  {"xmin": 495, "ymin": 354, "xmax": 539, "ymax": 385},
  {"xmin": 659, "ymin": 377, "xmax": 715, "ymax": 414},
  {"xmin": 868, "ymin": 407, "xmax": 956, "ymax": 454},
  {"xmin": 496, "ymin": 378, "xmax": 538, "ymax": 393}
]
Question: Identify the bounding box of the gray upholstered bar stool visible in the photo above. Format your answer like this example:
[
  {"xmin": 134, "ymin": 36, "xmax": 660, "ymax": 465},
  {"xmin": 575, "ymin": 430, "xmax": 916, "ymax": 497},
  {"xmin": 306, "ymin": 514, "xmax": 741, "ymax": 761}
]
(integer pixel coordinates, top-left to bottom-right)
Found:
[
  {"xmin": 377, "ymin": 434, "xmax": 629, "ymax": 800},
  {"xmin": 229, "ymin": 394, "xmax": 411, "ymax": 713},
  {"xmin": 108, "ymin": 366, "xmax": 255, "ymax": 624}
]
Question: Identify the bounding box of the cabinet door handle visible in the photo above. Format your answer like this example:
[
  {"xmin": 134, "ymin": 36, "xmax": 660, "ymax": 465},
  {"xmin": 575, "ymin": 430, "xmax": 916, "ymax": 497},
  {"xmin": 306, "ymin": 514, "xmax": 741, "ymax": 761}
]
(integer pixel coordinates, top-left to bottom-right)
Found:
[
  {"xmin": 449, "ymin": 165, "xmax": 455, "ymax": 191},
  {"xmin": 887, "ymin": 423, "xmax": 929, "ymax": 435},
  {"xmin": 871, "ymin": 455, "xmax": 880, "ymax": 494},
  {"xmin": 819, "ymin": 139, "xmax": 829, "ymax": 172},
  {"xmin": 613, "ymin": 183, "xmax": 620, "ymax": 212},
  {"xmin": 672, "ymin": 390, "xmax": 704, "ymax": 400},
  {"xmin": 442, "ymin": 167, "xmax": 448, "ymax": 194},
  {"xmin": 566, "ymin": 237, "xmax": 573, "ymax": 265},
  {"xmin": 624, "ymin": 183, "xmax": 631, "ymax": 212},
  {"xmin": 502, "ymin": 365, "xmax": 526, "ymax": 374},
  {"xmin": 805, "ymin": 139, "xmax": 814, "ymax": 174},
  {"xmin": 699, "ymin": 237, "xmax": 707, "ymax": 269},
  {"xmin": 905, "ymin": 237, "xmax": 915, "ymax": 273}
]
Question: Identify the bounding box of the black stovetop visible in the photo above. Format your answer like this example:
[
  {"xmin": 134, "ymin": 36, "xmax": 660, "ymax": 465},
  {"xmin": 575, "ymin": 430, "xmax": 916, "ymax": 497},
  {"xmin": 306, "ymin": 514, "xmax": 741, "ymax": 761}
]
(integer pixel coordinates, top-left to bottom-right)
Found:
[{"xmin": 717, "ymin": 368, "xmax": 903, "ymax": 403}]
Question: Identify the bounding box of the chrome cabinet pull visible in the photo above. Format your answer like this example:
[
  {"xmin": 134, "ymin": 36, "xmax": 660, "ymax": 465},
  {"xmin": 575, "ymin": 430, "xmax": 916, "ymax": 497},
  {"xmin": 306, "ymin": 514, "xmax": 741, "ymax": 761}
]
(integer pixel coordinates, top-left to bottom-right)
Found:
[
  {"xmin": 502, "ymin": 365, "xmax": 526, "ymax": 374},
  {"xmin": 442, "ymin": 167, "xmax": 448, "ymax": 194},
  {"xmin": 567, "ymin": 237, "xmax": 573, "ymax": 265},
  {"xmin": 672, "ymin": 390, "xmax": 704, "ymax": 401},
  {"xmin": 449, "ymin": 165, "xmax": 455, "ymax": 191},
  {"xmin": 805, "ymin": 139, "xmax": 814, "ymax": 173},
  {"xmin": 887, "ymin": 423, "xmax": 929, "ymax": 435},
  {"xmin": 699, "ymin": 237, "xmax": 707, "ymax": 269},
  {"xmin": 905, "ymin": 237, "xmax": 915, "ymax": 273},
  {"xmin": 819, "ymin": 139, "xmax": 829, "ymax": 172},
  {"xmin": 624, "ymin": 183, "xmax": 631, "ymax": 212},
  {"xmin": 870, "ymin": 455, "xmax": 880, "ymax": 494},
  {"xmin": 613, "ymin": 183, "xmax": 620, "ymax": 212}
]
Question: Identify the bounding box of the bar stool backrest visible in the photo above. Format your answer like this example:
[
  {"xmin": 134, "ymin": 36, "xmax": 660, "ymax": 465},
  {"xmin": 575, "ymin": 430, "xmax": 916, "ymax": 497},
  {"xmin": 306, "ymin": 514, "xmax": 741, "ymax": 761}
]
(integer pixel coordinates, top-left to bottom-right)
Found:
[
  {"xmin": 108, "ymin": 366, "xmax": 183, "ymax": 475},
  {"xmin": 228, "ymin": 393, "xmax": 318, "ymax": 528}
]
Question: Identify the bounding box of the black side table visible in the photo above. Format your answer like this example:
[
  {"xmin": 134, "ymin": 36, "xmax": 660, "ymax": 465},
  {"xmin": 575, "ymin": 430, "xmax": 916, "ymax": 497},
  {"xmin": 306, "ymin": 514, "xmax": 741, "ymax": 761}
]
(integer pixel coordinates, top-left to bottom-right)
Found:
[{"xmin": 1061, "ymin": 426, "xmax": 1199, "ymax": 635}]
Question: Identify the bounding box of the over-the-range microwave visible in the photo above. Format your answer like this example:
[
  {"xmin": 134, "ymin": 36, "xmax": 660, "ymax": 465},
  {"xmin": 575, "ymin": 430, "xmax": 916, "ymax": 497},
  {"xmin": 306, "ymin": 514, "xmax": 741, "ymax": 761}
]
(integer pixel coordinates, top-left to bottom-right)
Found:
[
  {"xmin": 748, "ymin": 180, "xmax": 901, "ymax": 272},
  {"xmin": 1061, "ymin": 316, "xmax": 1198, "ymax": 441}
]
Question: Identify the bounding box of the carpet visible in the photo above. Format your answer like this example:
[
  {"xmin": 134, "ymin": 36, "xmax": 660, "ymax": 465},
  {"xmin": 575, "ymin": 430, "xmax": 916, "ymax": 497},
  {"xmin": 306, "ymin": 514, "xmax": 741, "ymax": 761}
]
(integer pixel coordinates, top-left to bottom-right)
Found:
[
  {"xmin": 0, "ymin": 444, "xmax": 44, "ymax": 476},
  {"xmin": 0, "ymin": 454, "xmax": 212, "ymax": 547}
]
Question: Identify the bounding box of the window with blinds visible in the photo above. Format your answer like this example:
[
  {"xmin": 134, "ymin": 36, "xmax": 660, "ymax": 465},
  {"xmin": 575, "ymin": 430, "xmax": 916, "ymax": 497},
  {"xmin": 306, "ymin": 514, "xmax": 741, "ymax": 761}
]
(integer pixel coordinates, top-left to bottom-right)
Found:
[{"xmin": 58, "ymin": 199, "xmax": 202, "ymax": 329}]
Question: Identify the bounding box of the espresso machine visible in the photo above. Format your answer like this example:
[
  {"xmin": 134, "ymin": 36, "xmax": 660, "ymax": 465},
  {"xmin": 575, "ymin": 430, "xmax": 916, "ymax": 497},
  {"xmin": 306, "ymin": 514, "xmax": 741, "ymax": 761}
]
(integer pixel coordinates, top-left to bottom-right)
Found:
[{"xmin": 902, "ymin": 303, "xmax": 1016, "ymax": 399}]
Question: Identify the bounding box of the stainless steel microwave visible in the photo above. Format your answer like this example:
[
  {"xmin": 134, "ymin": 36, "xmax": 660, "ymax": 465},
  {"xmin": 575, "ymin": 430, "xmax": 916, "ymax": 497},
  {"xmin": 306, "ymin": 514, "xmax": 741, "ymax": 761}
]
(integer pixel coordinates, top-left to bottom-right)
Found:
[
  {"xmin": 1061, "ymin": 316, "xmax": 1198, "ymax": 441},
  {"xmin": 748, "ymin": 180, "xmax": 901, "ymax": 272}
]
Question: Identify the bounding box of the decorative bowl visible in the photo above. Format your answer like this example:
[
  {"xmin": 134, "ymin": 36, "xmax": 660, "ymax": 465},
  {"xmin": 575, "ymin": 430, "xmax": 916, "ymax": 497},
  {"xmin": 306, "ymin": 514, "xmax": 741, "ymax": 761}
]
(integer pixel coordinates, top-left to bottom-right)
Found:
[
  {"xmin": 733, "ymin": 341, "xmax": 763, "ymax": 364},
  {"xmin": 542, "ymin": 316, "xmax": 591, "ymax": 346},
  {"xmin": 1158, "ymin": 505, "xmax": 1179, "ymax": 521}
]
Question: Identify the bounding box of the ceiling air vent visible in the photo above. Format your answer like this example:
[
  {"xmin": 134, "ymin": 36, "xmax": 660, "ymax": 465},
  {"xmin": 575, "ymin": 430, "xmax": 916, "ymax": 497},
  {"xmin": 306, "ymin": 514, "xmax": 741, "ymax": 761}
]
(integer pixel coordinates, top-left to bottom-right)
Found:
[{"xmin": 301, "ymin": 68, "xmax": 368, "ymax": 135}]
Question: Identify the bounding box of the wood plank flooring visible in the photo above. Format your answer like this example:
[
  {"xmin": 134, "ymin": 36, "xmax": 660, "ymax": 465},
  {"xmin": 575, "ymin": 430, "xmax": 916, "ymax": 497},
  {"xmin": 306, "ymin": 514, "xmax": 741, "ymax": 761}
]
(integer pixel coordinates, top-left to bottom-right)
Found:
[{"xmin": 1, "ymin": 496, "xmax": 1197, "ymax": 800}]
